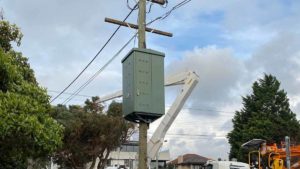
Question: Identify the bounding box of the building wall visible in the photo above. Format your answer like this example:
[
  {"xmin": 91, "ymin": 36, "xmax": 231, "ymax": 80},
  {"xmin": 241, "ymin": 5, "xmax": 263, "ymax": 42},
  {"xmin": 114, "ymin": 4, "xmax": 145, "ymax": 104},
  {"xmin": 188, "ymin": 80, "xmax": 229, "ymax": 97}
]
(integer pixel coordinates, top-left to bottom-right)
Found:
[
  {"xmin": 176, "ymin": 164, "xmax": 202, "ymax": 169},
  {"xmin": 106, "ymin": 149, "xmax": 170, "ymax": 169},
  {"xmin": 51, "ymin": 144, "xmax": 170, "ymax": 169},
  {"xmin": 177, "ymin": 165, "xmax": 191, "ymax": 169}
]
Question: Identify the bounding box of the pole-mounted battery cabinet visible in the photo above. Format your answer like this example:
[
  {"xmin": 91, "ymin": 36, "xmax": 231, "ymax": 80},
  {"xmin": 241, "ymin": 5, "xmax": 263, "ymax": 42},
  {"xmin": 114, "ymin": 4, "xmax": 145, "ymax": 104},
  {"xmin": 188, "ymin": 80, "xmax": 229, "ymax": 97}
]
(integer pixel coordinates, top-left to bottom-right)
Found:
[{"xmin": 122, "ymin": 48, "xmax": 165, "ymax": 123}]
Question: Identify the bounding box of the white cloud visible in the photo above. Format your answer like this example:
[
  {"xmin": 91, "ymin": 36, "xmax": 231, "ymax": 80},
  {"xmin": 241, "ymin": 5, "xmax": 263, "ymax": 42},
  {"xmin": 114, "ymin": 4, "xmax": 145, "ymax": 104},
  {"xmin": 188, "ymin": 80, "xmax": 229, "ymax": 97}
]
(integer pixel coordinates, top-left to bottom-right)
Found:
[
  {"xmin": 247, "ymin": 32, "xmax": 300, "ymax": 100},
  {"xmin": 2, "ymin": 0, "xmax": 300, "ymax": 162},
  {"xmin": 167, "ymin": 46, "xmax": 245, "ymax": 114},
  {"xmin": 161, "ymin": 30, "xmax": 300, "ymax": 159}
]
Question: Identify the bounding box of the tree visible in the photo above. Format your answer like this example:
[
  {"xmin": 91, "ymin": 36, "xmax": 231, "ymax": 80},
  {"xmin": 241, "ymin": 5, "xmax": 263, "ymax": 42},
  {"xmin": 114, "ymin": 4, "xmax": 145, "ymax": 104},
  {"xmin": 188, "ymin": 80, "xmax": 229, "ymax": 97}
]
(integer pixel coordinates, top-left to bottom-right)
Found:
[
  {"xmin": 0, "ymin": 20, "xmax": 63, "ymax": 168},
  {"xmin": 166, "ymin": 163, "xmax": 175, "ymax": 169},
  {"xmin": 227, "ymin": 74, "xmax": 300, "ymax": 161},
  {"xmin": 0, "ymin": 20, "xmax": 23, "ymax": 52},
  {"xmin": 51, "ymin": 99, "xmax": 134, "ymax": 169}
]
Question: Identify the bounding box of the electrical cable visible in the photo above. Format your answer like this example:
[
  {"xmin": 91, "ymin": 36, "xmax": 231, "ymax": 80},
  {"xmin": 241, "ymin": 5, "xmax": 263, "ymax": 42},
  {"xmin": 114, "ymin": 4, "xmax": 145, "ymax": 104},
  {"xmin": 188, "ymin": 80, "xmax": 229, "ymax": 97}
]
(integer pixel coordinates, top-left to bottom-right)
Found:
[
  {"xmin": 165, "ymin": 106, "xmax": 234, "ymax": 114},
  {"xmin": 161, "ymin": 0, "xmax": 168, "ymax": 8},
  {"xmin": 50, "ymin": 3, "xmax": 138, "ymax": 103},
  {"xmin": 148, "ymin": 132, "xmax": 226, "ymax": 138},
  {"xmin": 147, "ymin": 2, "xmax": 153, "ymax": 13},
  {"xmin": 127, "ymin": 0, "xmax": 139, "ymax": 10},
  {"xmin": 147, "ymin": 0, "xmax": 191, "ymax": 25},
  {"xmin": 167, "ymin": 135, "xmax": 226, "ymax": 139},
  {"xmin": 60, "ymin": 0, "xmax": 192, "ymax": 104},
  {"xmin": 62, "ymin": 33, "xmax": 138, "ymax": 104},
  {"xmin": 48, "ymin": 90, "xmax": 92, "ymax": 98},
  {"xmin": 49, "ymin": 88, "xmax": 235, "ymax": 115},
  {"xmin": 49, "ymin": 96, "xmax": 88, "ymax": 102},
  {"xmin": 165, "ymin": 136, "xmax": 226, "ymax": 140}
]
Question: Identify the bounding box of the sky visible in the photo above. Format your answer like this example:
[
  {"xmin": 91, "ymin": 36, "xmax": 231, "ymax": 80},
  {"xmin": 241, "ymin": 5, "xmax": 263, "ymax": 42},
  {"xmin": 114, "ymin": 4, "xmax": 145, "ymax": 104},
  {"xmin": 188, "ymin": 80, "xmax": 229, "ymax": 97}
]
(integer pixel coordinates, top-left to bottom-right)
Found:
[{"xmin": 1, "ymin": 0, "xmax": 300, "ymax": 161}]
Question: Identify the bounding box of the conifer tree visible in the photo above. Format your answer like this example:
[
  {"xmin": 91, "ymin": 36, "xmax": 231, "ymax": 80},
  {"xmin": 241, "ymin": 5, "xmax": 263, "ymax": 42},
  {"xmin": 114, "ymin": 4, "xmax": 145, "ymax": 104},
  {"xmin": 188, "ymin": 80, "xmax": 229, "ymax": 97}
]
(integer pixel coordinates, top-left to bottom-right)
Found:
[{"xmin": 227, "ymin": 74, "xmax": 300, "ymax": 161}]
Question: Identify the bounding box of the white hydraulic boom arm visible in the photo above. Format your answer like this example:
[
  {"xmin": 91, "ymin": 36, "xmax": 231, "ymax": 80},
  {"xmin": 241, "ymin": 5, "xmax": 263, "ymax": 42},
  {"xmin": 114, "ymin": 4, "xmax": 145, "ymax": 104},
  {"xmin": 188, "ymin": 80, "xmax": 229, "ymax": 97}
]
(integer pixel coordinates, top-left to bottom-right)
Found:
[
  {"xmin": 97, "ymin": 71, "xmax": 198, "ymax": 103},
  {"xmin": 147, "ymin": 71, "xmax": 199, "ymax": 162},
  {"xmin": 97, "ymin": 71, "xmax": 199, "ymax": 167}
]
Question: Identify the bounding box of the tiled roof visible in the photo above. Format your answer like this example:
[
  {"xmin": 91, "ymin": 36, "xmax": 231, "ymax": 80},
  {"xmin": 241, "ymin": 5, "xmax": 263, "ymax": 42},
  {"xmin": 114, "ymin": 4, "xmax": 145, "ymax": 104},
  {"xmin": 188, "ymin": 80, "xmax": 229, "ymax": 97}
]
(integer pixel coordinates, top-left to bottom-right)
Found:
[{"xmin": 170, "ymin": 154, "xmax": 210, "ymax": 165}]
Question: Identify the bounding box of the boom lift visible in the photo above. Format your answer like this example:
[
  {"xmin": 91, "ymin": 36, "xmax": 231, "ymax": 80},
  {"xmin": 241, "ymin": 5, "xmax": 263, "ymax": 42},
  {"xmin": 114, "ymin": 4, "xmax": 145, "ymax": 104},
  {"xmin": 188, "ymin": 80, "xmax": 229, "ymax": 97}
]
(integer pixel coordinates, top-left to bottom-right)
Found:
[
  {"xmin": 242, "ymin": 139, "xmax": 300, "ymax": 169},
  {"xmin": 147, "ymin": 71, "xmax": 199, "ymax": 162},
  {"xmin": 98, "ymin": 71, "xmax": 199, "ymax": 168},
  {"xmin": 99, "ymin": 71, "xmax": 251, "ymax": 169}
]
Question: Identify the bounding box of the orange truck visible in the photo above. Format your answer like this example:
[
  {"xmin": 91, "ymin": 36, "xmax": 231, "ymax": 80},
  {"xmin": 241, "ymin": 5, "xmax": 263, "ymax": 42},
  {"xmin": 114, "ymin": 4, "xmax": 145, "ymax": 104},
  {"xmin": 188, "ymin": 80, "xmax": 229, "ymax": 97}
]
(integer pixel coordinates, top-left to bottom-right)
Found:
[{"xmin": 242, "ymin": 139, "xmax": 300, "ymax": 169}]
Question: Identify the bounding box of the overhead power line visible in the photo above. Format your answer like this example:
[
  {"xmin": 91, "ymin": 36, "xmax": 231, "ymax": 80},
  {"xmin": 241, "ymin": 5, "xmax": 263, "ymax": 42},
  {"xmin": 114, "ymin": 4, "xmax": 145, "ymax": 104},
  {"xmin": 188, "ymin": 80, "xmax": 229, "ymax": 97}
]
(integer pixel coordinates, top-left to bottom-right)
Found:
[
  {"xmin": 165, "ymin": 137, "xmax": 226, "ymax": 141},
  {"xmin": 62, "ymin": 33, "xmax": 138, "ymax": 104},
  {"xmin": 48, "ymin": 88, "xmax": 236, "ymax": 115},
  {"xmin": 48, "ymin": 90, "xmax": 92, "ymax": 98},
  {"xmin": 148, "ymin": 132, "xmax": 226, "ymax": 138},
  {"xmin": 60, "ymin": 0, "xmax": 192, "ymax": 104},
  {"xmin": 50, "ymin": 4, "xmax": 138, "ymax": 103},
  {"xmin": 147, "ymin": 0, "xmax": 191, "ymax": 25},
  {"xmin": 49, "ymin": 96, "xmax": 90, "ymax": 102},
  {"xmin": 164, "ymin": 134, "xmax": 227, "ymax": 140},
  {"xmin": 127, "ymin": 0, "xmax": 139, "ymax": 10},
  {"xmin": 165, "ymin": 106, "xmax": 234, "ymax": 114},
  {"xmin": 166, "ymin": 133, "xmax": 225, "ymax": 137}
]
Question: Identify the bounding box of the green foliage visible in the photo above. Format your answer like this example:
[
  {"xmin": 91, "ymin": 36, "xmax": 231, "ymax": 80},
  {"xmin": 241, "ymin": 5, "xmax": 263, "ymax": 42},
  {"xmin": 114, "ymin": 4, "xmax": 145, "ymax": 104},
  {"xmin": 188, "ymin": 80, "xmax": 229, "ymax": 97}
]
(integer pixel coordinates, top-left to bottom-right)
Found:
[
  {"xmin": 0, "ymin": 21, "xmax": 63, "ymax": 168},
  {"xmin": 84, "ymin": 96, "xmax": 103, "ymax": 114},
  {"xmin": 0, "ymin": 20, "xmax": 23, "ymax": 52},
  {"xmin": 227, "ymin": 74, "xmax": 300, "ymax": 161},
  {"xmin": 51, "ymin": 99, "xmax": 134, "ymax": 169},
  {"xmin": 166, "ymin": 163, "xmax": 175, "ymax": 169},
  {"xmin": 107, "ymin": 101, "xmax": 122, "ymax": 117},
  {"xmin": 0, "ymin": 51, "xmax": 40, "ymax": 94}
]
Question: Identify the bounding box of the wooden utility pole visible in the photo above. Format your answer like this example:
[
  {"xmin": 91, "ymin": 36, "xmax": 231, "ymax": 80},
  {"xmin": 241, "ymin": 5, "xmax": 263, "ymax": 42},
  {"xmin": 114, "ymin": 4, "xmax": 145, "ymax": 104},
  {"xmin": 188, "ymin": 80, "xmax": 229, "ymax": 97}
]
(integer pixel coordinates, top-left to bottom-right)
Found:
[
  {"xmin": 105, "ymin": 1, "xmax": 171, "ymax": 169},
  {"xmin": 138, "ymin": 0, "xmax": 146, "ymax": 49},
  {"xmin": 139, "ymin": 122, "xmax": 148, "ymax": 169},
  {"xmin": 138, "ymin": 0, "xmax": 148, "ymax": 169}
]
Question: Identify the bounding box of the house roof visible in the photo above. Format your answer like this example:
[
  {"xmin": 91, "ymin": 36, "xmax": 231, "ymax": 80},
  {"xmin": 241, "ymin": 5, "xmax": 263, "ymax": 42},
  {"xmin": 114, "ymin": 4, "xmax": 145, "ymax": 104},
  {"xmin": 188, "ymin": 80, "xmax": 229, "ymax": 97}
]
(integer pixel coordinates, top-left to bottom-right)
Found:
[{"xmin": 170, "ymin": 154, "xmax": 210, "ymax": 165}]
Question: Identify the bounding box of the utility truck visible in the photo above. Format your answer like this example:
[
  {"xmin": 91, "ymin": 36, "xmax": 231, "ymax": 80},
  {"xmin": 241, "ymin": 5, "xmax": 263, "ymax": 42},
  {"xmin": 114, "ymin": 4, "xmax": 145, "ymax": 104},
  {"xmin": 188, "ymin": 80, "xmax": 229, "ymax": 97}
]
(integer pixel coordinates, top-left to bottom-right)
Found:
[
  {"xmin": 205, "ymin": 160, "xmax": 250, "ymax": 169},
  {"xmin": 242, "ymin": 139, "xmax": 300, "ymax": 169}
]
